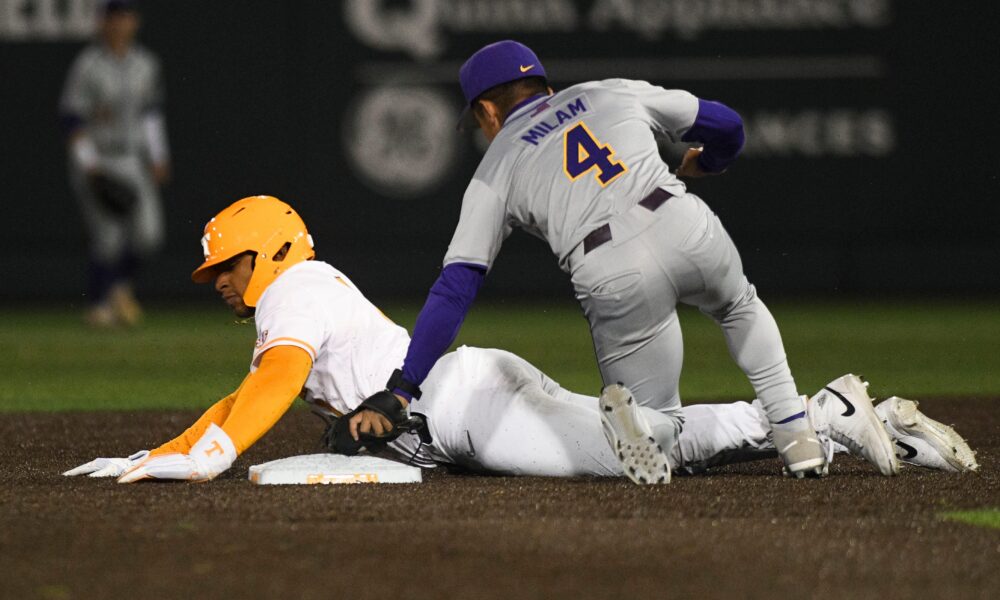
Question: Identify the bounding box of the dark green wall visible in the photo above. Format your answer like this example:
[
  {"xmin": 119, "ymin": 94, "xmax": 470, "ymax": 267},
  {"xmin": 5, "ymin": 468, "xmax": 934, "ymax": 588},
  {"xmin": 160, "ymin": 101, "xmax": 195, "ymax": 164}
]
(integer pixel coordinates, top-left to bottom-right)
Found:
[{"xmin": 2, "ymin": 0, "xmax": 996, "ymax": 303}]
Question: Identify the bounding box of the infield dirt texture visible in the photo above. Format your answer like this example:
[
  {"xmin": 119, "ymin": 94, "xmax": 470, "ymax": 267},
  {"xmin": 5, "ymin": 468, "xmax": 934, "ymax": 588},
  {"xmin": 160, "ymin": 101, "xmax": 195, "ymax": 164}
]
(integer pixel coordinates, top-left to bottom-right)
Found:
[
  {"xmin": 2, "ymin": 399, "xmax": 997, "ymax": 600},
  {"xmin": 3, "ymin": 303, "xmax": 998, "ymax": 599}
]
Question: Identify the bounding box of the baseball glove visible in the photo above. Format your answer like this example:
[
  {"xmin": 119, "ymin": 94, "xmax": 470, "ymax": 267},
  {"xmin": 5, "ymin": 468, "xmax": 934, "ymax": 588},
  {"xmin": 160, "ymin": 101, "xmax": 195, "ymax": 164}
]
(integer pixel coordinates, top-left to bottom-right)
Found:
[
  {"xmin": 88, "ymin": 172, "xmax": 137, "ymax": 216},
  {"xmin": 321, "ymin": 391, "xmax": 427, "ymax": 456}
]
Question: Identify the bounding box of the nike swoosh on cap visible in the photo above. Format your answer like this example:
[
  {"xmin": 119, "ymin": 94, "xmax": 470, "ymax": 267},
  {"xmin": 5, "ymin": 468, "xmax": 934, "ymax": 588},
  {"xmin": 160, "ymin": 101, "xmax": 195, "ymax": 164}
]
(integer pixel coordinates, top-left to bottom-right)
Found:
[{"xmin": 520, "ymin": 64, "xmax": 535, "ymax": 72}]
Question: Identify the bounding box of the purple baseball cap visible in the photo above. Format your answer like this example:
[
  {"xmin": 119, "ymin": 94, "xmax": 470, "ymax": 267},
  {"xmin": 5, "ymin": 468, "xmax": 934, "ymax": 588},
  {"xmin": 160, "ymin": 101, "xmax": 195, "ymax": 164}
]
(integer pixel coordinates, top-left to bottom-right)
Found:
[{"xmin": 458, "ymin": 40, "xmax": 547, "ymax": 129}]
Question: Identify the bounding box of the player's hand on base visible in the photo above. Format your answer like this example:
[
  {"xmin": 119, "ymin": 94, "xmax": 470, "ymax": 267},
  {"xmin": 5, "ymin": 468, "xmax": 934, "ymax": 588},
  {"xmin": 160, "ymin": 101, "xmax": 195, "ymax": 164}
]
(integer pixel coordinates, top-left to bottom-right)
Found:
[
  {"xmin": 676, "ymin": 147, "xmax": 710, "ymax": 178},
  {"xmin": 117, "ymin": 452, "xmax": 215, "ymax": 483},
  {"xmin": 63, "ymin": 450, "xmax": 150, "ymax": 478},
  {"xmin": 117, "ymin": 423, "xmax": 237, "ymax": 483}
]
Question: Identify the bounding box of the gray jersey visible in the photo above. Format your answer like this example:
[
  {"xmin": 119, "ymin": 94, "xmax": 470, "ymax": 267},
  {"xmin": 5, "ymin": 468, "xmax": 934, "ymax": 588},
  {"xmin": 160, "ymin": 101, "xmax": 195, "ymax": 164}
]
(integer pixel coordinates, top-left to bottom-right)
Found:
[
  {"xmin": 443, "ymin": 79, "xmax": 700, "ymax": 271},
  {"xmin": 59, "ymin": 43, "xmax": 164, "ymax": 158}
]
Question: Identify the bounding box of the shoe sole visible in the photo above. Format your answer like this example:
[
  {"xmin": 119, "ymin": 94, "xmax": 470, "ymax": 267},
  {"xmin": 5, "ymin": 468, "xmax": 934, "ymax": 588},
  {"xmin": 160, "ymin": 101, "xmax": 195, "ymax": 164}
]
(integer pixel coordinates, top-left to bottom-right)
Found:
[
  {"xmin": 776, "ymin": 436, "xmax": 828, "ymax": 479},
  {"xmin": 884, "ymin": 397, "xmax": 978, "ymax": 472},
  {"xmin": 826, "ymin": 375, "xmax": 900, "ymax": 476},
  {"xmin": 783, "ymin": 457, "xmax": 827, "ymax": 478},
  {"xmin": 599, "ymin": 385, "xmax": 670, "ymax": 485}
]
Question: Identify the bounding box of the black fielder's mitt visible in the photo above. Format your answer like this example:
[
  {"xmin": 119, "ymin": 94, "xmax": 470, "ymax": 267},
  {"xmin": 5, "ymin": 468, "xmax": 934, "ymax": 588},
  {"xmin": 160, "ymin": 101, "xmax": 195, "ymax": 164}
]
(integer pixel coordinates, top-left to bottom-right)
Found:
[
  {"xmin": 88, "ymin": 172, "xmax": 138, "ymax": 216},
  {"xmin": 322, "ymin": 391, "xmax": 412, "ymax": 456}
]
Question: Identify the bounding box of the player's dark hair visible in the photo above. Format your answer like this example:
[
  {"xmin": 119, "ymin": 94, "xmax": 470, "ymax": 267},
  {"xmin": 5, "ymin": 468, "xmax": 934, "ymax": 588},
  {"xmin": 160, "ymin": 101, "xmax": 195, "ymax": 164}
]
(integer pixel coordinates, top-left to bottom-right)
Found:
[{"xmin": 473, "ymin": 76, "xmax": 549, "ymax": 122}]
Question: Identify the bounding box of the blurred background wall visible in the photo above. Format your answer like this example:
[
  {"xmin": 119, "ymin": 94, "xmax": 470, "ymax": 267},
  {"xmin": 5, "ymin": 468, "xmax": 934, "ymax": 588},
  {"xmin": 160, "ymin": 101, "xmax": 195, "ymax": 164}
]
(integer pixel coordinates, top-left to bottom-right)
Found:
[{"xmin": 1, "ymin": 0, "xmax": 996, "ymax": 305}]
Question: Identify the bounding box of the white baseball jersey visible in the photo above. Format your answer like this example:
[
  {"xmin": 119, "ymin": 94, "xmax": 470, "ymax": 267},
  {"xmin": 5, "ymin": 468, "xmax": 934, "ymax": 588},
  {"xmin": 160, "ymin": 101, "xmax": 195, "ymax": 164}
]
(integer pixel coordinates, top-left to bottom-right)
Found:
[
  {"xmin": 251, "ymin": 261, "xmax": 410, "ymax": 417},
  {"xmin": 444, "ymin": 79, "xmax": 699, "ymax": 271},
  {"xmin": 60, "ymin": 43, "xmax": 169, "ymax": 264},
  {"xmin": 249, "ymin": 260, "xmax": 788, "ymax": 476}
]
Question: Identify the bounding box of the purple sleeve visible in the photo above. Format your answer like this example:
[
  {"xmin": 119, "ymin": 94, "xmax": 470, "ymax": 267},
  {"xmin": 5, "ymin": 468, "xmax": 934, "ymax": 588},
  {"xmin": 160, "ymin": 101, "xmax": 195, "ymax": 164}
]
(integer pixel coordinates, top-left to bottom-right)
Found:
[
  {"xmin": 680, "ymin": 99, "xmax": 745, "ymax": 173},
  {"xmin": 395, "ymin": 262, "xmax": 487, "ymax": 399}
]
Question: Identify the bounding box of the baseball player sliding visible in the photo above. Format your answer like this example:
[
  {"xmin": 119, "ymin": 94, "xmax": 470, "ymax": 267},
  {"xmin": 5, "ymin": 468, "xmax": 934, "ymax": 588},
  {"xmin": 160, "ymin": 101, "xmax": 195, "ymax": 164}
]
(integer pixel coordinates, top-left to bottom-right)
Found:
[
  {"xmin": 64, "ymin": 197, "xmax": 978, "ymax": 482},
  {"xmin": 348, "ymin": 40, "xmax": 828, "ymax": 484}
]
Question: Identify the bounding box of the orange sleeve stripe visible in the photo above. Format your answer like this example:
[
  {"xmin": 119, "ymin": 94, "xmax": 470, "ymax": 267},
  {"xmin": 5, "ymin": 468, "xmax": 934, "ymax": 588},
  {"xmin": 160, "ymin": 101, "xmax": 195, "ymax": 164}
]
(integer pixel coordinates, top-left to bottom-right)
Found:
[{"xmin": 255, "ymin": 337, "xmax": 317, "ymax": 359}]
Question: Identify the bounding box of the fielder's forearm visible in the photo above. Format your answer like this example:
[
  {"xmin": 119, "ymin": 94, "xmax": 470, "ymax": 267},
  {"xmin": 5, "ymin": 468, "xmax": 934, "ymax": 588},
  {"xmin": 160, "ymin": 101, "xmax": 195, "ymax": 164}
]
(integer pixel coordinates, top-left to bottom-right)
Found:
[
  {"xmin": 396, "ymin": 262, "xmax": 486, "ymax": 398},
  {"xmin": 219, "ymin": 345, "xmax": 312, "ymax": 454},
  {"xmin": 65, "ymin": 128, "xmax": 100, "ymax": 173},
  {"xmin": 141, "ymin": 110, "xmax": 170, "ymax": 166}
]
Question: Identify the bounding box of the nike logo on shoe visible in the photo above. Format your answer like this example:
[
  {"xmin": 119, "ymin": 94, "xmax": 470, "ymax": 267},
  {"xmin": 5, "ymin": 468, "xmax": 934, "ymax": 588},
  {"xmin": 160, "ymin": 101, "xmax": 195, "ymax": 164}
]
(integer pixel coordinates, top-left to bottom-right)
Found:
[
  {"xmin": 824, "ymin": 386, "xmax": 856, "ymax": 417},
  {"xmin": 895, "ymin": 440, "xmax": 918, "ymax": 459}
]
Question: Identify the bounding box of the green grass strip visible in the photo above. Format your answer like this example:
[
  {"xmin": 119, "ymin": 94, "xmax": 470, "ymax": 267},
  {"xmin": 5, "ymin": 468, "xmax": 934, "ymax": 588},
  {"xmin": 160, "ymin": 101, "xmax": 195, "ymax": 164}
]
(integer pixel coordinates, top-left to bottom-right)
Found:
[
  {"xmin": 3, "ymin": 299, "xmax": 999, "ymax": 411},
  {"xmin": 941, "ymin": 509, "xmax": 1000, "ymax": 530}
]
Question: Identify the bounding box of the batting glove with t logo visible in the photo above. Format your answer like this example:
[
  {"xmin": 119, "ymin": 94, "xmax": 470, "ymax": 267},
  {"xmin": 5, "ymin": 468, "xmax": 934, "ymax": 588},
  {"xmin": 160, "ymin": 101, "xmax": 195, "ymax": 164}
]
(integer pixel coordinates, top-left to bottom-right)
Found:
[{"xmin": 118, "ymin": 424, "xmax": 237, "ymax": 483}]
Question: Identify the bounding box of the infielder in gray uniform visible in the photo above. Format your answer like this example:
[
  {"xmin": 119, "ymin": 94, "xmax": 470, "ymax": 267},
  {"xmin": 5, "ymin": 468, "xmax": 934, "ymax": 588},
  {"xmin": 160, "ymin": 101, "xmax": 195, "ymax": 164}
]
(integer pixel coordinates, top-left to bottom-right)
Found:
[
  {"xmin": 348, "ymin": 40, "xmax": 826, "ymax": 484},
  {"xmin": 59, "ymin": 0, "xmax": 170, "ymax": 327}
]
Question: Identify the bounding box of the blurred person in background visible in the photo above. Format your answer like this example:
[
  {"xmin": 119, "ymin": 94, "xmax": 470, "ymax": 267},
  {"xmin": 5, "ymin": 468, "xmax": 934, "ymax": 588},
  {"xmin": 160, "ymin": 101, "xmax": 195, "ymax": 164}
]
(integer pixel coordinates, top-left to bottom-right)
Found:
[{"xmin": 58, "ymin": 0, "xmax": 170, "ymax": 327}]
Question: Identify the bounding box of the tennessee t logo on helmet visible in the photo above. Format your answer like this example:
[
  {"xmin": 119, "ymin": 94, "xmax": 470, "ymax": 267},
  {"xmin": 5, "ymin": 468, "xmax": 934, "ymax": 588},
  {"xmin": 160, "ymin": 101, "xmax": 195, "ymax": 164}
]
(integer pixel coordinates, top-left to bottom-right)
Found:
[{"xmin": 191, "ymin": 195, "xmax": 315, "ymax": 307}]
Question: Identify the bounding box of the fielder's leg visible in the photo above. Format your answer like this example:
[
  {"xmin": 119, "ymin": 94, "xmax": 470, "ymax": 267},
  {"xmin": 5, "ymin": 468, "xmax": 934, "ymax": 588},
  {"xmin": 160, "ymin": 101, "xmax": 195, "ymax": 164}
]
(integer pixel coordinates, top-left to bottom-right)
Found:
[
  {"xmin": 677, "ymin": 198, "xmax": 826, "ymax": 477},
  {"xmin": 70, "ymin": 163, "xmax": 128, "ymax": 327},
  {"xmin": 113, "ymin": 161, "xmax": 164, "ymax": 325},
  {"xmin": 572, "ymin": 253, "xmax": 686, "ymax": 484}
]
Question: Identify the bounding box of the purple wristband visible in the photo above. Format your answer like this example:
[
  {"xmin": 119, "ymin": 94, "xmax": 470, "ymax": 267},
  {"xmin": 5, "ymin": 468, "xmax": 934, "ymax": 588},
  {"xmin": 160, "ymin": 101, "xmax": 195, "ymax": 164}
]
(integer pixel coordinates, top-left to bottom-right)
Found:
[{"xmin": 681, "ymin": 98, "xmax": 745, "ymax": 173}]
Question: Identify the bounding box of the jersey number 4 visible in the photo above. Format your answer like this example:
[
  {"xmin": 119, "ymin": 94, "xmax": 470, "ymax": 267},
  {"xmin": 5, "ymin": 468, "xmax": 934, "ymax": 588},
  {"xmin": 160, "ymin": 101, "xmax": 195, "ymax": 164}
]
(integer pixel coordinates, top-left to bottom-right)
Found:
[{"xmin": 563, "ymin": 122, "xmax": 627, "ymax": 187}]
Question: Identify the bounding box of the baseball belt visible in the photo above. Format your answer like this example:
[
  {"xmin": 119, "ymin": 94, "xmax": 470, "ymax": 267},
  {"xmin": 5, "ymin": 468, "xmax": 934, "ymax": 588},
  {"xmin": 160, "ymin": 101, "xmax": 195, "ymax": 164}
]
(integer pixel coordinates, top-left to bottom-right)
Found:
[{"xmin": 583, "ymin": 188, "xmax": 673, "ymax": 254}]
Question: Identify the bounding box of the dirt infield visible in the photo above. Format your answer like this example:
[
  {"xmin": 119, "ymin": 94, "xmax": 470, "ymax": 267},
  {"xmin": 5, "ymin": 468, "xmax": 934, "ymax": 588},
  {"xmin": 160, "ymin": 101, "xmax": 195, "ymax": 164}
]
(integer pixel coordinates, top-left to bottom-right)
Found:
[{"xmin": 2, "ymin": 398, "xmax": 997, "ymax": 600}]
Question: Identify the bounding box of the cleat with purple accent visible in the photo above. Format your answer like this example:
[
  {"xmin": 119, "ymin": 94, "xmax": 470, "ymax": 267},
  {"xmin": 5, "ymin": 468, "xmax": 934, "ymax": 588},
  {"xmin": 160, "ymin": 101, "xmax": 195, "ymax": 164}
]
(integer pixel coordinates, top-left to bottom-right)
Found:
[{"xmin": 773, "ymin": 399, "xmax": 828, "ymax": 478}]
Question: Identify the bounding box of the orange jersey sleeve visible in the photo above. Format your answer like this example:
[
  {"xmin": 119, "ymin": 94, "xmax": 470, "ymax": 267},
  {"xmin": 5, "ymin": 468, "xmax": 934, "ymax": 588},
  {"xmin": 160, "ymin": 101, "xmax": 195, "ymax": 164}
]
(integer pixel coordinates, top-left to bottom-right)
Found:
[
  {"xmin": 150, "ymin": 345, "xmax": 312, "ymax": 457},
  {"xmin": 220, "ymin": 345, "xmax": 313, "ymax": 454},
  {"xmin": 150, "ymin": 374, "xmax": 250, "ymax": 456}
]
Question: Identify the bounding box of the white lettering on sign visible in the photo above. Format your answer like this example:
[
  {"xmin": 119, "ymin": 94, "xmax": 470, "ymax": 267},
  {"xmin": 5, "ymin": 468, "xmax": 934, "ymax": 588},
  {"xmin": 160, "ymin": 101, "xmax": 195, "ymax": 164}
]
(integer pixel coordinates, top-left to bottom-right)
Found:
[
  {"xmin": 742, "ymin": 109, "xmax": 895, "ymax": 157},
  {"xmin": 589, "ymin": 0, "xmax": 891, "ymax": 41},
  {"xmin": 345, "ymin": 0, "xmax": 890, "ymax": 59}
]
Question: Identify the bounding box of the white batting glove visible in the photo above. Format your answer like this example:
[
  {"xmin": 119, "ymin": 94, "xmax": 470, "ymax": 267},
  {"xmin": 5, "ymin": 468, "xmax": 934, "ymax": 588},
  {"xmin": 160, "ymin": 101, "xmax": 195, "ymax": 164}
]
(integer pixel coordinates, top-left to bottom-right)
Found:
[
  {"xmin": 63, "ymin": 450, "xmax": 150, "ymax": 478},
  {"xmin": 118, "ymin": 424, "xmax": 237, "ymax": 484}
]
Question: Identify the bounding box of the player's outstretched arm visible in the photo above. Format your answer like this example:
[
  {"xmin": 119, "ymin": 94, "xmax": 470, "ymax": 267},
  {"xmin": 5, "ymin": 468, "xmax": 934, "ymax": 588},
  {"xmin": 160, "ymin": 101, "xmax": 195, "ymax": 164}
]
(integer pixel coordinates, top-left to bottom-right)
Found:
[
  {"xmin": 148, "ymin": 375, "xmax": 249, "ymax": 456},
  {"xmin": 117, "ymin": 346, "xmax": 312, "ymax": 483},
  {"xmin": 63, "ymin": 376, "xmax": 251, "ymax": 478},
  {"xmin": 391, "ymin": 263, "xmax": 486, "ymax": 399}
]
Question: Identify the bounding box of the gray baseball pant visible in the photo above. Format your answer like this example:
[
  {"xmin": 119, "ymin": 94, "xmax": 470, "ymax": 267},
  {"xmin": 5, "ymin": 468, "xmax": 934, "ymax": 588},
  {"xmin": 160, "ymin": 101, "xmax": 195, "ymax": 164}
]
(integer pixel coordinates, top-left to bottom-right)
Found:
[
  {"xmin": 70, "ymin": 155, "xmax": 164, "ymax": 265},
  {"xmin": 568, "ymin": 192, "xmax": 803, "ymax": 448}
]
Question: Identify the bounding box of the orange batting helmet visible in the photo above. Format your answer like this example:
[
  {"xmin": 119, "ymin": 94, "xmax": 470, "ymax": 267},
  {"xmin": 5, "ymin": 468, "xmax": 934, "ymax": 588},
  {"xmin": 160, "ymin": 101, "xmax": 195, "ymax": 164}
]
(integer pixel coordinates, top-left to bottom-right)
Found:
[{"xmin": 192, "ymin": 196, "xmax": 315, "ymax": 307}]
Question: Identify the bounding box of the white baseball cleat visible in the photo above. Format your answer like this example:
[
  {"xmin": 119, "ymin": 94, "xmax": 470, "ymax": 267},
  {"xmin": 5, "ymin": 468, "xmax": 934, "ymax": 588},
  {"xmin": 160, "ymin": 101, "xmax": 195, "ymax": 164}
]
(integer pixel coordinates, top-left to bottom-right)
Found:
[
  {"xmin": 773, "ymin": 427, "xmax": 829, "ymax": 478},
  {"xmin": 599, "ymin": 384, "xmax": 670, "ymax": 485},
  {"xmin": 875, "ymin": 396, "xmax": 979, "ymax": 473},
  {"xmin": 809, "ymin": 374, "xmax": 899, "ymax": 476}
]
